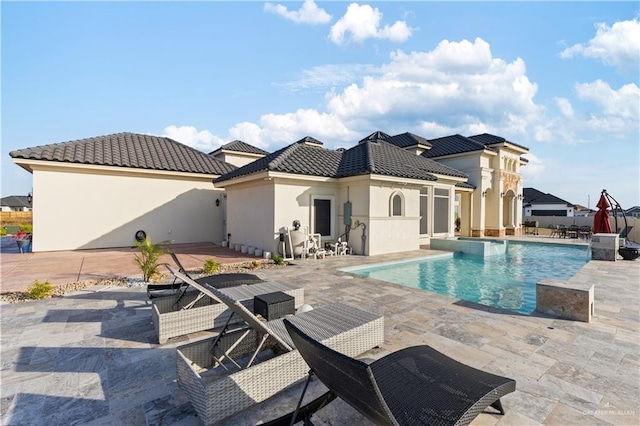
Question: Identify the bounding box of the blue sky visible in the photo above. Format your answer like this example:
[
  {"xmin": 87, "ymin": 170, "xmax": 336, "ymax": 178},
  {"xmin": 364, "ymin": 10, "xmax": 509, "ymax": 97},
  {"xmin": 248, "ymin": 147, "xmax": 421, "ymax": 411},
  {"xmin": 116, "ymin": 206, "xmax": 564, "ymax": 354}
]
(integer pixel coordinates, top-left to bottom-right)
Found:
[{"xmin": 2, "ymin": 1, "xmax": 639, "ymax": 209}]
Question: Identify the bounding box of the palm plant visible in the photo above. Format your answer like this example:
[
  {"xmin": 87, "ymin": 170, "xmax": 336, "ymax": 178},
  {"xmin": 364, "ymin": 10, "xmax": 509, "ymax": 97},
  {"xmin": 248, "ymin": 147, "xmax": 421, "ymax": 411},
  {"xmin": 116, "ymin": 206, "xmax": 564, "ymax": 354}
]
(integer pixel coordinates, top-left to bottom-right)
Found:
[{"xmin": 133, "ymin": 237, "xmax": 166, "ymax": 282}]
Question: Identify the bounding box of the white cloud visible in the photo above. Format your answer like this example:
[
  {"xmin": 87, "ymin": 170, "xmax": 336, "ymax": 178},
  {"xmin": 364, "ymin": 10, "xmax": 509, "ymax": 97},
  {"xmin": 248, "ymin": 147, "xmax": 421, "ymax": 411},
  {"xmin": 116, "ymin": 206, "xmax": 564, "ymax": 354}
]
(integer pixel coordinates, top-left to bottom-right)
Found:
[
  {"xmin": 264, "ymin": 0, "xmax": 331, "ymax": 25},
  {"xmin": 162, "ymin": 125, "xmax": 225, "ymax": 152},
  {"xmin": 519, "ymin": 152, "xmax": 546, "ymax": 181},
  {"xmin": 555, "ymin": 97, "xmax": 574, "ymax": 117},
  {"xmin": 575, "ymin": 80, "xmax": 640, "ymax": 120},
  {"xmin": 329, "ymin": 3, "xmax": 413, "ymax": 45},
  {"xmin": 278, "ymin": 63, "xmax": 378, "ymax": 92},
  {"xmin": 560, "ymin": 18, "xmax": 640, "ymax": 72}
]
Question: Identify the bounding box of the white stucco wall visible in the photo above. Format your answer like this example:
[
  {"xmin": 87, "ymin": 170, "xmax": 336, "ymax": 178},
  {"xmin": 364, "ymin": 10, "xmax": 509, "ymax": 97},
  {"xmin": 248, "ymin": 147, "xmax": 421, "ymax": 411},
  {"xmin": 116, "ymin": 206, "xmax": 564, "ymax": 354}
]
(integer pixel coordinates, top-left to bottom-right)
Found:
[
  {"xmin": 214, "ymin": 152, "xmax": 264, "ymax": 168},
  {"xmin": 30, "ymin": 164, "xmax": 224, "ymax": 251},
  {"xmin": 224, "ymin": 180, "xmax": 275, "ymax": 254}
]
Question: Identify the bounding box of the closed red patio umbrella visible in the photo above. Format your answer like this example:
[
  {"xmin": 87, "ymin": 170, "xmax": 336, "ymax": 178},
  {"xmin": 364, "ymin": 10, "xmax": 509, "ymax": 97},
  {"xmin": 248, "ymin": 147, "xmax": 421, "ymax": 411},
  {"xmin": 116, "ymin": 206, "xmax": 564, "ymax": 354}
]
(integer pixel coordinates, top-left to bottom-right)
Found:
[{"xmin": 593, "ymin": 191, "xmax": 612, "ymax": 234}]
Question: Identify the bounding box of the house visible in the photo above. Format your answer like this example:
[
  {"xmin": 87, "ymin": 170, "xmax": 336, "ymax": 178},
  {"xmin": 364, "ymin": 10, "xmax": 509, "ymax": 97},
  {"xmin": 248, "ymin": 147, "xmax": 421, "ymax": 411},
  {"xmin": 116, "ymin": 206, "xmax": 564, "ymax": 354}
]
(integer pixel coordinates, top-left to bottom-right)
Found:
[
  {"xmin": 215, "ymin": 131, "xmax": 529, "ymax": 256},
  {"xmin": 10, "ymin": 133, "xmax": 236, "ymax": 251},
  {"xmin": 573, "ymin": 204, "xmax": 594, "ymax": 217},
  {"xmin": 10, "ymin": 130, "xmax": 529, "ymax": 255},
  {"xmin": 623, "ymin": 206, "xmax": 640, "ymax": 218},
  {"xmin": 523, "ymin": 188, "xmax": 575, "ymax": 217},
  {"xmin": 0, "ymin": 195, "xmax": 32, "ymax": 212}
]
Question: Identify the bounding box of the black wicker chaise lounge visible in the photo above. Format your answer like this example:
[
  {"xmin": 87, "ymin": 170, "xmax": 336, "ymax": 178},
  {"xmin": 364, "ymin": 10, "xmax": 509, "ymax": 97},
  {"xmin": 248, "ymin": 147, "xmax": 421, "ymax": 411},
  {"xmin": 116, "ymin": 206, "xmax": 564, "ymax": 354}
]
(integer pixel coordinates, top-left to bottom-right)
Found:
[
  {"xmin": 284, "ymin": 319, "xmax": 516, "ymax": 426},
  {"xmin": 146, "ymin": 251, "xmax": 264, "ymax": 300}
]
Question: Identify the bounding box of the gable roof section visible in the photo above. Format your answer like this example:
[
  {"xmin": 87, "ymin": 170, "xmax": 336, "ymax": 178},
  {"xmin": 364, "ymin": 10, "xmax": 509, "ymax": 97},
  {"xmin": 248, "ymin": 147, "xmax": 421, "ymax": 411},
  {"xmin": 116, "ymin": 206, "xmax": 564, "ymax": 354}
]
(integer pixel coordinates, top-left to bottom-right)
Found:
[
  {"xmin": 214, "ymin": 139, "xmax": 342, "ymax": 183},
  {"xmin": 208, "ymin": 140, "xmax": 268, "ymax": 156},
  {"xmin": 338, "ymin": 140, "xmax": 467, "ymax": 180},
  {"xmin": 421, "ymin": 134, "xmax": 493, "ymax": 158},
  {"xmin": 359, "ymin": 130, "xmax": 392, "ymax": 143},
  {"xmin": 469, "ymin": 133, "xmax": 529, "ymax": 151},
  {"xmin": 385, "ymin": 132, "xmax": 432, "ymax": 149},
  {"xmin": 10, "ymin": 132, "xmax": 236, "ymax": 176},
  {"xmin": 523, "ymin": 187, "xmax": 571, "ymax": 205},
  {"xmin": 0, "ymin": 195, "xmax": 31, "ymax": 208}
]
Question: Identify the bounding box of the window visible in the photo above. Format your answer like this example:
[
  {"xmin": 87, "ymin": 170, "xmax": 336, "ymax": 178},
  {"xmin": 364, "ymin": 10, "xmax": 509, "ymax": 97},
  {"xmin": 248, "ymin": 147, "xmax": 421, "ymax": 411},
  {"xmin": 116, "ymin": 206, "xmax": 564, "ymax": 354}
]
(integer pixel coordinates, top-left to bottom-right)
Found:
[
  {"xmin": 420, "ymin": 188, "xmax": 429, "ymax": 234},
  {"xmin": 310, "ymin": 195, "xmax": 334, "ymax": 238},
  {"xmin": 433, "ymin": 188, "xmax": 450, "ymax": 234},
  {"xmin": 390, "ymin": 192, "xmax": 403, "ymax": 216}
]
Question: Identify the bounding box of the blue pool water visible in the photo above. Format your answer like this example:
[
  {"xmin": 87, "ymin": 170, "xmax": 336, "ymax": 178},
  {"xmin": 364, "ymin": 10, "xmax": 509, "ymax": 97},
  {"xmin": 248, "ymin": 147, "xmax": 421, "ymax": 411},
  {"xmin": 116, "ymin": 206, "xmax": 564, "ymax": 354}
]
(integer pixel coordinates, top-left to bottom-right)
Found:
[{"xmin": 348, "ymin": 242, "xmax": 590, "ymax": 314}]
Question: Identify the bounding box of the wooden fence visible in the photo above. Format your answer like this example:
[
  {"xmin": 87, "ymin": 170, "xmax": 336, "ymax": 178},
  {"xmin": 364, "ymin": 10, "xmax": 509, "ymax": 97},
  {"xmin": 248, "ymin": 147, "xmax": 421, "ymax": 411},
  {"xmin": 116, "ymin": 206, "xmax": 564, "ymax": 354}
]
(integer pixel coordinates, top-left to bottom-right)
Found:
[{"xmin": 0, "ymin": 211, "xmax": 33, "ymax": 226}]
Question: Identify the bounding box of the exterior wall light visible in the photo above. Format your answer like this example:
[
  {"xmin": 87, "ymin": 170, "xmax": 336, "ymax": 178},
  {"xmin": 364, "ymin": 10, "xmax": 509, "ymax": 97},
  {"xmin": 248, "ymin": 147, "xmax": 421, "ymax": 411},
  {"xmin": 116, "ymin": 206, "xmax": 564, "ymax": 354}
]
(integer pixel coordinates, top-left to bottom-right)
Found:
[{"xmin": 215, "ymin": 198, "xmax": 220, "ymax": 207}]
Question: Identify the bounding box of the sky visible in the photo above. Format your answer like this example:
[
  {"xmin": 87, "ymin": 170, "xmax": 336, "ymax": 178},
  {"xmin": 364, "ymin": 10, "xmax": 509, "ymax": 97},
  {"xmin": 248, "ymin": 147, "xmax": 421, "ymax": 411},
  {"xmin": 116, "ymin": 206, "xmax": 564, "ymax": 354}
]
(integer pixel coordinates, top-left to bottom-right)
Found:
[{"xmin": 2, "ymin": 1, "xmax": 639, "ymax": 209}]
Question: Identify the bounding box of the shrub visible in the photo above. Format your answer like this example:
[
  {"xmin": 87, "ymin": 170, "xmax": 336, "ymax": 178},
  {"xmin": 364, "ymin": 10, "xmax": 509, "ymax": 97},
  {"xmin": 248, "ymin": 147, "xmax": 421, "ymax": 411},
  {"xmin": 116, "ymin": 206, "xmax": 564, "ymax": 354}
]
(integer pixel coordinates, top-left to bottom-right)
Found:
[
  {"xmin": 133, "ymin": 237, "xmax": 166, "ymax": 282},
  {"xmin": 0, "ymin": 228, "xmax": 6, "ymax": 236},
  {"xmin": 203, "ymin": 259, "xmax": 221, "ymax": 274},
  {"xmin": 249, "ymin": 260, "xmax": 260, "ymax": 269},
  {"xmin": 25, "ymin": 280, "xmax": 53, "ymax": 300},
  {"xmin": 272, "ymin": 255, "xmax": 284, "ymax": 265}
]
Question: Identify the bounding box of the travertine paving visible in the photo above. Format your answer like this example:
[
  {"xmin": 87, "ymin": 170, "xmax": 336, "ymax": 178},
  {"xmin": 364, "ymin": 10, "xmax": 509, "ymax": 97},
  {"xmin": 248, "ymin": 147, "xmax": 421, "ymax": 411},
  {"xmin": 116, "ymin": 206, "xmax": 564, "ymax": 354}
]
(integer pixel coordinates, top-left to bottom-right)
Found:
[{"xmin": 1, "ymin": 245, "xmax": 638, "ymax": 425}]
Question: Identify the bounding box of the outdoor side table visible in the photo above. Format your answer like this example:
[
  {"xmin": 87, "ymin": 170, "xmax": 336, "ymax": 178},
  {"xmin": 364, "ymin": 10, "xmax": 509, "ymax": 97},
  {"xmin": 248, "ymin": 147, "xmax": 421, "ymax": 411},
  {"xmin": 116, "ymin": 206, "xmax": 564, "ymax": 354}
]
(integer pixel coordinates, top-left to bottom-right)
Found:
[{"xmin": 254, "ymin": 291, "xmax": 295, "ymax": 320}]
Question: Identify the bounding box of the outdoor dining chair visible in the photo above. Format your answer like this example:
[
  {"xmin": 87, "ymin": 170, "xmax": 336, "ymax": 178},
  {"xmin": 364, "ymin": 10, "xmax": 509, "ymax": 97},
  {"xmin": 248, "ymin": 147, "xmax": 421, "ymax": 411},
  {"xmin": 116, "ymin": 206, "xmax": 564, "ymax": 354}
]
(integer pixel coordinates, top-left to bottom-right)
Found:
[{"xmin": 284, "ymin": 319, "xmax": 516, "ymax": 426}]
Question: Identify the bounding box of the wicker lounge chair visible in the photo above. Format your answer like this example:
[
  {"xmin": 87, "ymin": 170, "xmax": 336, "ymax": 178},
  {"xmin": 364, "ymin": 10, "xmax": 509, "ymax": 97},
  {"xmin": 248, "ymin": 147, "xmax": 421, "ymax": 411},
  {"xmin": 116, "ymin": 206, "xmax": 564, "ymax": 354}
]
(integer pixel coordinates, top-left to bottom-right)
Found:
[
  {"xmin": 170, "ymin": 267, "xmax": 384, "ymax": 424},
  {"xmin": 284, "ymin": 319, "xmax": 517, "ymax": 426},
  {"xmin": 152, "ymin": 266, "xmax": 303, "ymax": 344}
]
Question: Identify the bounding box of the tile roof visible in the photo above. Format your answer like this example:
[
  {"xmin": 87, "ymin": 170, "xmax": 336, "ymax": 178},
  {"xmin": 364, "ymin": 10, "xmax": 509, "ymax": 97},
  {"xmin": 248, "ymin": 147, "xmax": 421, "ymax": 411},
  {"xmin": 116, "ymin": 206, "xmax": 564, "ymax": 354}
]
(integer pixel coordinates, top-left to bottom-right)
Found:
[
  {"xmin": 214, "ymin": 139, "xmax": 342, "ymax": 183},
  {"xmin": 468, "ymin": 133, "xmax": 529, "ymax": 151},
  {"xmin": 523, "ymin": 187, "xmax": 571, "ymax": 205},
  {"xmin": 386, "ymin": 132, "xmax": 432, "ymax": 149},
  {"xmin": 338, "ymin": 140, "xmax": 467, "ymax": 179},
  {"xmin": 421, "ymin": 134, "xmax": 492, "ymax": 158},
  {"xmin": 0, "ymin": 195, "xmax": 31, "ymax": 208},
  {"xmin": 455, "ymin": 182, "xmax": 476, "ymax": 189},
  {"xmin": 216, "ymin": 137, "xmax": 467, "ymax": 183},
  {"xmin": 9, "ymin": 132, "xmax": 236, "ymax": 176},
  {"xmin": 208, "ymin": 140, "xmax": 268, "ymax": 156},
  {"xmin": 359, "ymin": 130, "xmax": 392, "ymax": 143}
]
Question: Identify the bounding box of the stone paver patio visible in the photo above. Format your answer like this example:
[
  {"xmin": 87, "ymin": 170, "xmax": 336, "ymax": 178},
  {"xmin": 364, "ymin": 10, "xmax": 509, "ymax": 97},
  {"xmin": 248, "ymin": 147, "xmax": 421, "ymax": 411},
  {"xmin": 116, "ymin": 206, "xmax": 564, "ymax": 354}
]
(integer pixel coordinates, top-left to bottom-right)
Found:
[{"xmin": 1, "ymin": 240, "xmax": 638, "ymax": 425}]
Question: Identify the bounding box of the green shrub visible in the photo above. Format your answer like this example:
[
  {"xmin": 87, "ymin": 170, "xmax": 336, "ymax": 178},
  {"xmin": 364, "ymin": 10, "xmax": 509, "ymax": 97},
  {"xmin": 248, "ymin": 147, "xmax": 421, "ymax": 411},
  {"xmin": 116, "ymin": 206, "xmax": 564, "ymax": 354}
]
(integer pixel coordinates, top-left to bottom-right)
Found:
[
  {"xmin": 203, "ymin": 259, "xmax": 221, "ymax": 274},
  {"xmin": 272, "ymin": 255, "xmax": 284, "ymax": 265},
  {"xmin": 133, "ymin": 237, "xmax": 166, "ymax": 282},
  {"xmin": 25, "ymin": 280, "xmax": 53, "ymax": 300},
  {"xmin": 0, "ymin": 227, "xmax": 6, "ymax": 236}
]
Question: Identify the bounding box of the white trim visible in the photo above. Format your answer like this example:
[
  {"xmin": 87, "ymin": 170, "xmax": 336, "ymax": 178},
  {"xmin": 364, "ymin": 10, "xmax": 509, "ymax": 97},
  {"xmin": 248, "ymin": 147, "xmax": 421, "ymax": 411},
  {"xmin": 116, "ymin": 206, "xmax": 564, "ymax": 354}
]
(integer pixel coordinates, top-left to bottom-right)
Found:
[
  {"xmin": 389, "ymin": 191, "xmax": 405, "ymax": 217},
  {"xmin": 310, "ymin": 194, "xmax": 335, "ymax": 240}
]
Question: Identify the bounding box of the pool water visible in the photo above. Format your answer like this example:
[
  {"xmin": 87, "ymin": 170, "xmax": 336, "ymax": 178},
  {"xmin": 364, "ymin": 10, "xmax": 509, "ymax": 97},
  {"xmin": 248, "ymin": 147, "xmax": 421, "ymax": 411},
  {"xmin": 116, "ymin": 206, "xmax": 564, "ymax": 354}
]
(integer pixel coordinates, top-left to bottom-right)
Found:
[{"xmin": 348, "ymin": 242, "xmax": 590, "ymax": 314}]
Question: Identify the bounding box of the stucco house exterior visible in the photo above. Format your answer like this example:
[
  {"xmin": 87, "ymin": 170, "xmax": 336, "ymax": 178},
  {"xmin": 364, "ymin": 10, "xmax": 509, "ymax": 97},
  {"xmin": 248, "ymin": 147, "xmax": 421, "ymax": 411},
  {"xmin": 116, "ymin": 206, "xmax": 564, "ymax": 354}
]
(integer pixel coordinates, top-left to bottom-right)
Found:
[
  {"xmin": 10, "ymin": 129, "xmax": 529, "ymax": 255},
  {"xmin": 10, "ymin": 133, "xmax": 235, "ymax": 251},
  {"xmin": 215, "ymin": 131, "xmax": 529, "ymax": 256}
]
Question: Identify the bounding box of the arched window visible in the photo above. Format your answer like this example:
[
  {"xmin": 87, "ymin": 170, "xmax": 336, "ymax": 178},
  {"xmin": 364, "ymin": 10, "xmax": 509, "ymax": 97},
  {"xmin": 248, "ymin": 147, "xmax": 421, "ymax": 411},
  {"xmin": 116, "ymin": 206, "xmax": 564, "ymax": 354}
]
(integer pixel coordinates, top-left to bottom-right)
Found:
[{"xmin": 390, "ymin": 192, "xmax": 404, "ymax": 216}]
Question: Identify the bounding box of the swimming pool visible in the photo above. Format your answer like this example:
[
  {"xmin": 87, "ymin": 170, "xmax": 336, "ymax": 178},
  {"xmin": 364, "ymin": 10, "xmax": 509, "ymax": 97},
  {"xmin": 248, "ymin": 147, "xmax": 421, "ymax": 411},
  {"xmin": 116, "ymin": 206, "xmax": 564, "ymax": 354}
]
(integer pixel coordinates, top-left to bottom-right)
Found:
[{"xmin": 344, "ymin": 242, "xmax": 590, "ymax": 314}]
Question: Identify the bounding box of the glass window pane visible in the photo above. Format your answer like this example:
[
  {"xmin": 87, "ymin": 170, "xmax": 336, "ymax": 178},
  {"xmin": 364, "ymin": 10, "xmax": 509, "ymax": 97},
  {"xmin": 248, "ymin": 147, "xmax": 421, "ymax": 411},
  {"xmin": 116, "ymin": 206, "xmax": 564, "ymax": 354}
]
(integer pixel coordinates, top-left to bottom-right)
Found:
[
  {"xmin": 434, "ymin": 196, "xmax": 449, "ymax": 233},
  {"xmin": 420, "ymin": 193, "xmax": 428, "ymax": 234},
  {"xmin": 392, "ymin": 194, "xmax": 402, "ymax": 216},
  {"xmin": 314, "ymin": 199, "xmax": 331, "ymax": 236}
]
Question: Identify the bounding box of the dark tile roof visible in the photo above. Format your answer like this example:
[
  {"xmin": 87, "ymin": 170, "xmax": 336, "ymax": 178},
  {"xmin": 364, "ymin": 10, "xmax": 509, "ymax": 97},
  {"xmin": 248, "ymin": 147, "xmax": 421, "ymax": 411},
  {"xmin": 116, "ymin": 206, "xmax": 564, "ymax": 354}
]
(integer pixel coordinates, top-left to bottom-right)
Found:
[
  {"xmin": 208, "ymin": 140, "xmax": 268, "ymax": 156},
  {"xmin": 0, "ymin": 195, "xmax": 31, "ymax": 208},
  {"xmin": 421, "ymin": 134, "xmax": 492, "ymax": 158},
  {"xmin": 216, "ymin": 138, "xmax": 468, "ymax": 183},
  {"xmin": 455, "ymin": 182, "xmax": 476, "ymax": 189},
  {"xmin": 338, "ymin": 141, "xmax": 467, "ymax": 179},
  {"xmin": 9, "ymin": 132, "xmax": 236, "ymax": 176},
  {"xmin": 294, "ymin": 136, "xmax": 324, "ymax": 146},
  {"xmin": 359, "ymin": 130, "xmax": 392, "ymax": 143},
  {"xmin": 523, "ymin": 187, "xmax": 571, "ymax": 205},
  {"xmin": 386, "ymin": 132, "xmax": 432, "ymax": 149},
  {"xmin": 215, "ymin": 140, "xmax": 342, "ymax": 183},
  {"xmin": 469, "ymin": 133, "xmax": 529, "ymax": 151}
]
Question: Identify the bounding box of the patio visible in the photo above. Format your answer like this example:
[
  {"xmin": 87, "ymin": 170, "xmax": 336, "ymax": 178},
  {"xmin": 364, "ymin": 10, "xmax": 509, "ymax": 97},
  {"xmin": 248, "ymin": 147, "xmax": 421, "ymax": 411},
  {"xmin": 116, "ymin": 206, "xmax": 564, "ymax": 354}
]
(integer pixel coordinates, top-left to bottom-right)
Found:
[{"xmin": 1, "ymin": 241, "xmax": 638, "ymax": 425}]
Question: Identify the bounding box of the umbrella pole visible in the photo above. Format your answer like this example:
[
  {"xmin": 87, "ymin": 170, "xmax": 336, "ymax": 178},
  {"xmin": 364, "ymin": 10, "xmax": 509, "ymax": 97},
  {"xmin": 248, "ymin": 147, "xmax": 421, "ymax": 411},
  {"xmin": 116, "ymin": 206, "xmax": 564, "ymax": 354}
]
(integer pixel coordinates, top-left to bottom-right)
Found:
[{"xmin": 602, "ymin": 189, "xmax": 628, "ymax": 238}]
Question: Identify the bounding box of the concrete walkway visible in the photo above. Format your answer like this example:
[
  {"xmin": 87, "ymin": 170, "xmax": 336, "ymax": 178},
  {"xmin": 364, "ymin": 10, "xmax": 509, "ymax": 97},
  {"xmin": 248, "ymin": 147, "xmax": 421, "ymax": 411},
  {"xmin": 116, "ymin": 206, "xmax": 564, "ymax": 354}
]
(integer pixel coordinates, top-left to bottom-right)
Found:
[
  {"xmin": 1, "ymin": 243, "xmax": 638, "ymax": 425},
  {"xmin": 0, "ymin": 242, "xmax": 262, "ymax": 293}
]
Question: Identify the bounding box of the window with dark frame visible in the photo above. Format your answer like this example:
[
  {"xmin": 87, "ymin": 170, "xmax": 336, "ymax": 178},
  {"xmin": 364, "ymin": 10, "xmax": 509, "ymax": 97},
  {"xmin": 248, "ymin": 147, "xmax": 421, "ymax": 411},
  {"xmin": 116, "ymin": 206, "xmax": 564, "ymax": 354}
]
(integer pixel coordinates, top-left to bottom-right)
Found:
[{"xmin": 313, "ymin": 198, "xmax": 331, "ymax": 236}]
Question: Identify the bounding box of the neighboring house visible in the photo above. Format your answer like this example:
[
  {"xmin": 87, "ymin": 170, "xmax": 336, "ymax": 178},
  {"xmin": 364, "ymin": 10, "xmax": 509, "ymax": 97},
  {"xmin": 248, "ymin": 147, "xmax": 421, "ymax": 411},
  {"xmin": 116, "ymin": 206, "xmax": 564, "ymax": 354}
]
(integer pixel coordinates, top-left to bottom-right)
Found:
[
  {"xmin": 623, "ymin": 206, "xmax": 640, "ymax": 218},
  {"xmin": 523, "ymin": 188, "xmax": 575, "ymax": 217},
  {"xmin": 573, "ymin": 204, "xmax": 594, "ymax": 217},
  {"xmin": 10, "ymin": 133, "xmax": 235, "ymax": 251},
  {"xmin": 0, "ymin": 195, "xmax": 32, "ymax": 212},
  {"xmin": 10, "ymin": 129, "xmax": 529, "ymax": 255},
  {"xmin": 209, "ymin": 140, "xmax": 269, "ymax": 168},
  {"xmin": 215, "ymin": 131, "xmax": 528, "ymax": 256}
]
